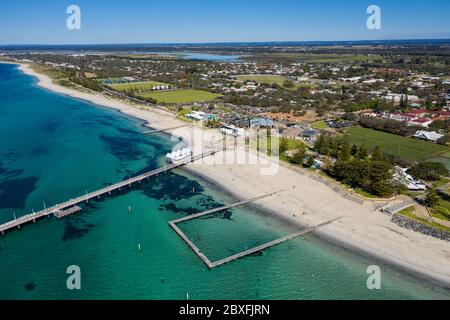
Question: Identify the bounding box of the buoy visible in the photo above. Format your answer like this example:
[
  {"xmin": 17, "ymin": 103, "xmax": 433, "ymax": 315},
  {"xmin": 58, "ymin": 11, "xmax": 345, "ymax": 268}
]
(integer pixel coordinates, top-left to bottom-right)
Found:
[
  {"xmin": 186, "ymin": 292, "xmax": 189, "ymax": 300},
  {"xmin": 138, "ymin": 243, "xmax": 141, "ymax": 252}
]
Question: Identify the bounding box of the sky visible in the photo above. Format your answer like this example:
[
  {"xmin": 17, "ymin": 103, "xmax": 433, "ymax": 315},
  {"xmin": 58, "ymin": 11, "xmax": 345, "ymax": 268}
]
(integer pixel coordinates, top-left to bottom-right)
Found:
[{"xmin": 0, "ymin": 0, "xmax": 449, "ymax": 45}]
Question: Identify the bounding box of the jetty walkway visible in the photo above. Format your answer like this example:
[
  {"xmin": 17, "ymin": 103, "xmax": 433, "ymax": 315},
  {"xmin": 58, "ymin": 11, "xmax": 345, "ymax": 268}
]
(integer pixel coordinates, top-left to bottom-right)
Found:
[
  {"xmin": 0, "ymin": 149, "xmax": 220, "ymax": 235},
  {"xmin": 169, "ymin": 191, "xmax": 344, "ymax": 269}
]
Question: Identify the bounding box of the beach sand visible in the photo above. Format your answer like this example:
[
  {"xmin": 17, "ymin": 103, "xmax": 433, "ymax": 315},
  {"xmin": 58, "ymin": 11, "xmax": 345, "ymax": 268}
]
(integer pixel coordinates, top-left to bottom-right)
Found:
[{"xmin": 14, "ymin": 62, "xmax": 450, "ymax": 289}]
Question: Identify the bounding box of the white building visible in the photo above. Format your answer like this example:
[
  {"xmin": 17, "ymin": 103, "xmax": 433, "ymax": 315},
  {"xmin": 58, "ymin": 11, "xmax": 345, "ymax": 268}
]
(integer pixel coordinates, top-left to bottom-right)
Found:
[
  {"xmin": 220, "ymin": 125, "xmax": 245, "ymax": 137},
  {"xmin": 413, "ymin": 130, "xmax": 444, "ymax": 142},
  {"xmin": 393, "ymin": 167, "xmax": 427, "ymax": 191}
]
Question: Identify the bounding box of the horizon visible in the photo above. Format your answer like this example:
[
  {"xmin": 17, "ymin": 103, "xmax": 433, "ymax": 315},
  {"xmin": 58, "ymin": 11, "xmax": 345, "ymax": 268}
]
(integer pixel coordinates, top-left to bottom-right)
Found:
[
  {"xmin": 1, "ymin": 38, "xmax": 450, "ymax": 48},
  {"xmin": 1, "ymin": 0, "xmax": 450, "ymax": 45}
]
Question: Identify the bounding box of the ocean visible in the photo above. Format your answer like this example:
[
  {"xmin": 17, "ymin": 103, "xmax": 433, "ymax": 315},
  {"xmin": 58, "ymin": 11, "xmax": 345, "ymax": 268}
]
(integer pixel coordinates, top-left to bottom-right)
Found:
[{"xmin": 0, "ymin": 63, "xmax": 449, "ymax": 300}]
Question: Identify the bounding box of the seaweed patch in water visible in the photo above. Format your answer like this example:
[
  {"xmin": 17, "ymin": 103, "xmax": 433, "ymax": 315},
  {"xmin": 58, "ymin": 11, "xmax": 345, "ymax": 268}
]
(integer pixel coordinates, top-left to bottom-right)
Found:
[
  {"xmin": 159, "ymin": 203, "xmax": 200, "ymax": 215},
  {"xmin": 0, "ymin": 176, "xmax": 38, "ymax": 209},
  {"xmin": 30, "ymin": 145, "xmax": 49, "ymax": 156},
  {"xmin": 142, "ymin": 173, "xmax": 205, "ymax": 201},
  {"xmin": 62, "ymin": 217, "xmax": 96, "ymax": 242},
  {"xmin": 24, "ymin": 282, "xmax": 36, "ymax": 291},
  {"xmin": 42, "ymin": 120, "xmax": 62, "ymax": 133},
  {"xmin": 100, "ymin": 134, "xmax": 147, "ymax": 161}
]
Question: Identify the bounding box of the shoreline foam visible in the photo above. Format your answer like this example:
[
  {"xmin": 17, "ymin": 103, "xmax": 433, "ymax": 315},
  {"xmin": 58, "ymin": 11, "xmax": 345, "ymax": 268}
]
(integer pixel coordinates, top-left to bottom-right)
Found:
[{"xmin": 6, "ymin": 61, "xmax": 450, "ymax": 290}]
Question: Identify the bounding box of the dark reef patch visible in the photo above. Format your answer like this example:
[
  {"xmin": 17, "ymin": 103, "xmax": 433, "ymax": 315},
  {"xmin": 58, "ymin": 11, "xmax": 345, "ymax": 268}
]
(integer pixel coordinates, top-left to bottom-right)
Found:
[
  {"xmin": 159, "ymin": 203, "xmax": 200, "ymax": 215},
  {"xmin": 62, "ymin": 217, "xmax": 95, "ymax": 242},
  {"xmin": 115, "ymin": 126, "xmax": 140, "ymax": 136},
  {"xmin": 30, "ymin": 145, "xmax": 49, "ymax": 156},
  {"xmin": 142, "ymin": 173, "xmax": 205, "ymax": 201},
  {"xmin": 42, "ymin": 120, "xmax": 62, "ymax": 133},
  {"xmin": 24, "ymin": 282, "xmax": 36, "ymax": 291},
  {"xmin": 100, "ymin": 134, "xmax": 148, "ymax": 161},
  {"xmin": 2, "ymin": 150, "xmax": 19, "ymax": 162},
  {"xmin": 0, "ymin": 176, "xmax": 38, "ymax": 209},
  {"xmin": 0, "ymin": 160, "xmax": 23, "ymax": 179}
]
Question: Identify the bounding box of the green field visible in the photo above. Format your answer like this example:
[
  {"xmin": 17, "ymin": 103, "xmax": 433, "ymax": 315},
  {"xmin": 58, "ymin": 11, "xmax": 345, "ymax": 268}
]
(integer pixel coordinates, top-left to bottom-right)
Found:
[
  {"xmin": 109, "ymin": 81, "xmax": 169, "ymax": 92},
  {"xmin": 236, "ymin": 75, "xmax": 315, "ymax": 89},
  {"xmin": 347, "ymin": 127, "xmax": 450, "ymax": 162},
  {"xmin": 311, "ymin": 120, "xmax": 328, "ymax": 129},
  {"xmin": 139, "ymin": 89, "xmax": 220, "ymax": 104}
]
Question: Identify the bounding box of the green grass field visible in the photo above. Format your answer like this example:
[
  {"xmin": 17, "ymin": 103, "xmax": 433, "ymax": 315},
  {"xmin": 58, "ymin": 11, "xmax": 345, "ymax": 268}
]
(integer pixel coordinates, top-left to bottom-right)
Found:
[
  {"xmin": 109, "ymin": 81, "xmax": 169, "ymax": 92},
  {"xmin": 138, "ymin": 89, "xmax": 220, "ymax": 104},
  {"xmin": 236, "ymin": 75, "xmax": 315, "ymax": 89},
  {"xmin": 311, "ymin": 120, "xmax": 328, "ymax": 129},
  {"xmin": 347, "ymin": 127, "xmax": 450, "ymax": 162}
]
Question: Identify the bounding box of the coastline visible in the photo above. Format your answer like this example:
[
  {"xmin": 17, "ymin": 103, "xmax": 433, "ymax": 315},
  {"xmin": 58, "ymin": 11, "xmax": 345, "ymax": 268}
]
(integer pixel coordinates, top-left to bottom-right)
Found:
[{"xmin": 6, "ymin": 61, "xmax": 450, "ymax": 290}]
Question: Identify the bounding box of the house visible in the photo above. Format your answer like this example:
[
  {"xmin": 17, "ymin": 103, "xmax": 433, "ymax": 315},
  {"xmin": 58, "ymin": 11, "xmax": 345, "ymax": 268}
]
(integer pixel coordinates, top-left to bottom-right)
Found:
[
  {"xmin": 389, "ymin": 112, "xmax": 415, "ymax": 122},
  {"xmin": 249, "ymin": 118, "xmax": 274, "ymax": 128},
  {"xmin": 338, "ymin": 77, "xmax": 362, "ymax": 83},
  {"xmin": 220, "ymin": 125, "xmax": 245, "ymax": 137},
  {"xmin": 281, "ymin": 127, "xmax": 303, "ymax": 139},
  {"xmin": 393, "ymin": 167, "xmax": 427, "ymax": 191},
  {"xmin": 408, "ymin": 109, "xmax": 428, "ymax": 117},
  {"xmin": 413, "ymin": 130, "xmax": 444, "ymax": 142},
  {"xmin": 186, "ymin": 111, "xmax": 216, "ymax": 122},
  {"xmin": 300, "ymin": 129, "xmax": 320, "ymax": 143},
  {"xmin": 408, "ymin": 118, "xmax": 433, "ymax": 128}
]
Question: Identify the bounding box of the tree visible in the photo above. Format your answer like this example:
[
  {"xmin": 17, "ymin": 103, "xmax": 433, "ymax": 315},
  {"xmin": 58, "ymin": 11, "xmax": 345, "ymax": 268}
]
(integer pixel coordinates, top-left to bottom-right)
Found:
[
  {"xmin": 357, "ymin": 144, "xmax": 369, "ymax": 160},
  {"xmin": 339, "ymin": 139, "xmax": 352, "ymax": 161},
  {"xmin": 283, "ymin": 80, "xmax": 295, "ymax": 89},
  {"xmin": 425, "ymin": 189, "xmax": 439, "ymax": 208},
  {"xmin": 305, "ymin": 155, "xmax": 315, "ymax": 168},
  {"xmin": 279, "ymin": 138, "xmax": 289, "ymax": 154},
  {"xmin": 425, "ymin": 96, "xmax": 434, "ymax": 111},
  {"xmin": 409, "ymin": 162, "xmax": 449, "ymax": 181},
  {"xmin": 289, "ymin": 145, "xmax": 306, "ymax": 165},
  {"xmin": 372, "ymin": 146, "xmax": 384, "ymax": 161},
  {"xmin": 438, "ymin": 133, "xmax": 450, "ymax": 145}
]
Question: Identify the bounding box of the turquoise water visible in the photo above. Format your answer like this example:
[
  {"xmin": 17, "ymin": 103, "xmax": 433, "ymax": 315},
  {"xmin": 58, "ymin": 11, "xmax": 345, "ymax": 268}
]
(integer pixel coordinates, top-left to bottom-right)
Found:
[{"xmin": 0, "ymin": 63, "xmax": 449, "ymax": 300}]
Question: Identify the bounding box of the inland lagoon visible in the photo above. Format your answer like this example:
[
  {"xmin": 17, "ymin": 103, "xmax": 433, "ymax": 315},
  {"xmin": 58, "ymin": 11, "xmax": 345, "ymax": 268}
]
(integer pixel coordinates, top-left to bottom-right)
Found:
[{"xmin": 0, "ymin": 63, "xmax": 449, "ymax": 300}]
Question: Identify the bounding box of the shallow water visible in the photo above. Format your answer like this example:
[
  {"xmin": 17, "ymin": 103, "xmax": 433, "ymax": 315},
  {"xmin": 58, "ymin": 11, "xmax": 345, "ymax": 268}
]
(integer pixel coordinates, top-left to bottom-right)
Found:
[{"xmin": 0, "ymin": 63, "xmax": 449, "ymax": 300}]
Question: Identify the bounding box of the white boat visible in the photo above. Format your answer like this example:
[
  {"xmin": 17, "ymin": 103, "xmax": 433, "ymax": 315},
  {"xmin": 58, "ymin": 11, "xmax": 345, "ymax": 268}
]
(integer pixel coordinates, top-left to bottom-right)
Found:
[{"xmin": 165, "ymin": 148, "xmax": 193, "ymax": 164}]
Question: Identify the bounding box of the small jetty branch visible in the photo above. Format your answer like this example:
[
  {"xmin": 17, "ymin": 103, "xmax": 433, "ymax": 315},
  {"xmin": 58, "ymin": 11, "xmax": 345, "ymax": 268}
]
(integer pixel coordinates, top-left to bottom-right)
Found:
[
  {"xmin": 170, "ymin": 196, "xmax": 344, "ymax": 269},
  {"xmin": 54, "ymin": 206, "xmax": 83, "ymax": 219},
  {"xmin": 170, "ymin": 190, "xmax": 285, "ymax": 225},
  {"xmin": 142, "ymin": 124, "xmax": 190, "ymax": 135},
  {"xmin": 0, "ymin": 148, "xmax": 222, "ymax": 235}
]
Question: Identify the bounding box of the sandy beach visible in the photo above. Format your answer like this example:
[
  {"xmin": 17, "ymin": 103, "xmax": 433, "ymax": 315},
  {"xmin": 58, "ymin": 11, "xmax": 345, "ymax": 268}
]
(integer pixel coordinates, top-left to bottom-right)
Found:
[{"xmin": 12, "ymin": 62, "xmax": 450, "ymax": 289}]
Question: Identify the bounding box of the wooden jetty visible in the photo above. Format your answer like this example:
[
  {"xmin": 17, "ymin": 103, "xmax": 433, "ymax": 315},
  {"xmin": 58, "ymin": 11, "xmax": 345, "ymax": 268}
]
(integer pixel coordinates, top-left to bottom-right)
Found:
[
  {"xmin": 170, "ymin": 195, "xmax": 344, "ymax": 269},
  {"xmin": 54, "ymin": 206, "xmax": 82, "ymax": 219},
  {"xmin": 0, "ymin": 149, "xmax": 221, "ymax": 235},
  {"xmin": 169, "ymin": 191, "xmax": 284, "ymax": 268},
  {"xmin": 170, "ymin": 190, "xmax": 285, "ymax": 225},
  {"xmin": 142, "ymin": 124, "xmax": 190, "ymax": 135},
  {"xmin": 209, "ymin": 218, "xmax": 339, "ymax": 268}
]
